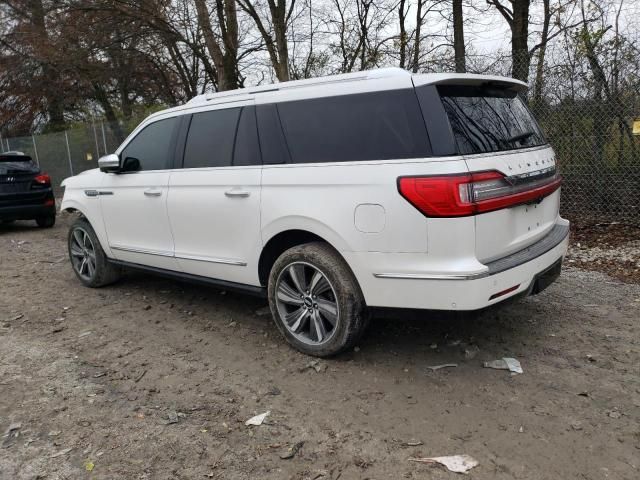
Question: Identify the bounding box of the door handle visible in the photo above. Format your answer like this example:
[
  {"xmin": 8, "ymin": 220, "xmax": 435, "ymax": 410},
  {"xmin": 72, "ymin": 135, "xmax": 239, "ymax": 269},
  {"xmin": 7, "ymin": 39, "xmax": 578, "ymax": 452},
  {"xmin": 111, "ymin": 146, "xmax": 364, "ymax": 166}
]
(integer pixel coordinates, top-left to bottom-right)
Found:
[
  {"xmin": 225, "ymin": 189, "xmax": 250, "ymax": 198},
  {"xmin": 144, "ymin": 189, "xmax": 162, "ymax": 197}
]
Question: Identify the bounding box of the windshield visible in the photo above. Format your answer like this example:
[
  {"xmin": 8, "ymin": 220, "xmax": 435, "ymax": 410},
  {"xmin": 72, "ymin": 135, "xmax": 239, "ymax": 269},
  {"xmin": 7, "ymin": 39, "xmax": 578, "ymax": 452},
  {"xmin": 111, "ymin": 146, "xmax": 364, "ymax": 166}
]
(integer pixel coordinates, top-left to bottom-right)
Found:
[{"xmin": 438, "ymin": 85, "xmax": 546, "ymax": 155}]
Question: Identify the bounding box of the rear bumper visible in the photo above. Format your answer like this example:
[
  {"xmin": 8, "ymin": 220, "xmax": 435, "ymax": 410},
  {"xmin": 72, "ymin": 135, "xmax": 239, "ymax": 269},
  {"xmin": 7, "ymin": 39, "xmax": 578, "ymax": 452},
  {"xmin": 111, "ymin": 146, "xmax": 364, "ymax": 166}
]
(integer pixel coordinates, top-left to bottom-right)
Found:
[
  {"xmin": 0, "ymin": 194, "xmax": 56, "ymax": 221},
  {"xmin": 345, "ymin": 218, "xmax": 570, "ymax": 310}
]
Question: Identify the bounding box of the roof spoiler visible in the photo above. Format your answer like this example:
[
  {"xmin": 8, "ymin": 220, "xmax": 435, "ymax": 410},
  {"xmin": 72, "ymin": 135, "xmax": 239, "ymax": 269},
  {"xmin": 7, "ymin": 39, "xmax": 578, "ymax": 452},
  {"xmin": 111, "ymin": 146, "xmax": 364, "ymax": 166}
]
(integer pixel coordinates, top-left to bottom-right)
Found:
[{"xmin": 412, "ymin": 73, "xmax": 528, "ymax": 92}]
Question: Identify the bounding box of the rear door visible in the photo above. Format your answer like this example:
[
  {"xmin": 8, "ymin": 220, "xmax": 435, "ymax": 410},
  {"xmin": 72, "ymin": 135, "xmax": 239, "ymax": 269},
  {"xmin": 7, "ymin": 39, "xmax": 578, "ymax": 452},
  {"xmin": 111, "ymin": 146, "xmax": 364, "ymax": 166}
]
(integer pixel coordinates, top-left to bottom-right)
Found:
[
  {"xmin": 435, "ymin": 84, "xmax": 560, "ymax": 262},
  {"xmin": 167, "ymin": 104, "xmax": 263, "ymax": 286}
]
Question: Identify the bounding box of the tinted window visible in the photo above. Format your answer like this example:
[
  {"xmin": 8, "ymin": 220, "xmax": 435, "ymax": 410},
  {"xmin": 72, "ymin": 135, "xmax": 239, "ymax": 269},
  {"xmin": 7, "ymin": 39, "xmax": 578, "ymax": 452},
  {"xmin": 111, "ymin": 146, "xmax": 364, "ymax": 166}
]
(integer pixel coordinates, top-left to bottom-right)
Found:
[
  {"xmin": 276, "ymin": 89, "xmax": 431, "ymax": 163},
  {"xmin": 121, "ymin": 117, "xmax": 178, "ymax": 171},
  {"xmin": 233, "ymin": 107, "xmax": 261, "ymax": 166},
  {"xmin": 0, "ymin": 154, "xmax": 38, "ymax": 174},
  {"xmin": 256, "ymin": 104, "xmax": 291, "ymax": 164},
  {"xmin": 438, "ymin": 85, "xmax": 546, "ymax": 154},
  {"xmin": 184, "ymin": 108, "xmax": 240, "ymax": 168}
]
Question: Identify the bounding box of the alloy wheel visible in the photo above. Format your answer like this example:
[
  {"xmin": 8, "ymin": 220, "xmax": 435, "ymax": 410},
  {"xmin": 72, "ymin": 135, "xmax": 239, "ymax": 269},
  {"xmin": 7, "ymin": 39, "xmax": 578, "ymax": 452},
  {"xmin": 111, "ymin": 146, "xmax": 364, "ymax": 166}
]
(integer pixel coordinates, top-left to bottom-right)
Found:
[
  {"xmin": 69, "ymin": 227, "xmax": 97, "ymax": 281},
  {"xmin": 274, "ymin": 261, "xmax": 340, "ymax": 345}
]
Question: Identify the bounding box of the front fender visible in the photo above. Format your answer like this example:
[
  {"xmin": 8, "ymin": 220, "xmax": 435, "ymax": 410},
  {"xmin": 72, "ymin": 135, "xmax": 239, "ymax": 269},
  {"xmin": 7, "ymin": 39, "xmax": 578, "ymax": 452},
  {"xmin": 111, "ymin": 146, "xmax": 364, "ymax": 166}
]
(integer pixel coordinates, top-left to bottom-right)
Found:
[{"xmin": 60, "ymin": 195, "xmax": 113, "ymax": 259}]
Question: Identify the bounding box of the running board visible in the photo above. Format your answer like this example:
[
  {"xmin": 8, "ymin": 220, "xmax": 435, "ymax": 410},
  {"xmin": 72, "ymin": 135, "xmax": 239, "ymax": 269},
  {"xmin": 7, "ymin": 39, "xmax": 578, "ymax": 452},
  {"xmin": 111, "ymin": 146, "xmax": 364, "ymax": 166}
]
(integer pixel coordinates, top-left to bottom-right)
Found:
[{"xmin": 107, "ymin": 259, "xmax": 266, "ymax": 298}]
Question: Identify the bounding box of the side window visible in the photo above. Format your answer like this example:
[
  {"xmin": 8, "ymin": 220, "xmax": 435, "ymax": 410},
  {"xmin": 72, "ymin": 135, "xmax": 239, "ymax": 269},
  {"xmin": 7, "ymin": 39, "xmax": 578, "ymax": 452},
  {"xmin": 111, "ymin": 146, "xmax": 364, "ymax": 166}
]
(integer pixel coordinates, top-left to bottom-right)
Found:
[
  {"xmin": 276, "ymin": 89, "xmax": 431, "ymax": 164},
  {"xmin": 256, "ymin": 104, "xmax": 291, "ymax": 164},
  {"xmin": 183, "ymin": 108, "xmax": 240, "ymax": 168},
  {"xmin": 233, "ymin": 107, "xmax": 261, "ymax": 166},
  {"xmin": 121, "ymin": 117, "xmax": 178, "ymax": 171}
]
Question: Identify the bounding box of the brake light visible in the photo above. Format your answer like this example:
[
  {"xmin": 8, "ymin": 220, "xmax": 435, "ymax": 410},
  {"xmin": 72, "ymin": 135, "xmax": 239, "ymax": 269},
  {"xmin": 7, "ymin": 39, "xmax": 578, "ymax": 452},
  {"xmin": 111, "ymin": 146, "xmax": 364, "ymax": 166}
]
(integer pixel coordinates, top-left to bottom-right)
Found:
[
  {"xmin": 34, "ymin": 174, "xmax": 51, "ymax": 185},
  {"xmin": 398, "ymin": 170, "xmax": 562, "ymax": 217}
]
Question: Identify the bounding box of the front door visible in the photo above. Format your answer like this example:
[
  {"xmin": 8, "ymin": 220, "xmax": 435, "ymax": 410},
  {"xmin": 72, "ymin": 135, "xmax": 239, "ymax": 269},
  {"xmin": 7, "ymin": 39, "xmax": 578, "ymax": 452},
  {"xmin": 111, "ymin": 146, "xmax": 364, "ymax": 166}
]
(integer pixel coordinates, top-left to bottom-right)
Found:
[
  {"xmin": 167, "ymin": 105, "xmax": 263, "ymax": 286},
  {"xmin": 100, "ymin": 116, "xmax": 181, "ymax": 271}
]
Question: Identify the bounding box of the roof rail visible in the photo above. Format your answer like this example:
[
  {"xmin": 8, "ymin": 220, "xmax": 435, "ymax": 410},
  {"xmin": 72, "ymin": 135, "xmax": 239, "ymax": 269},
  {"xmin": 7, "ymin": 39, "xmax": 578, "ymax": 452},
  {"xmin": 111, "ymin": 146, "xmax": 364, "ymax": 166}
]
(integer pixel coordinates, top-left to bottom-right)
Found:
[{"xmin": 186, "ymin": 67, "xmax": 410, "ymax": 105}]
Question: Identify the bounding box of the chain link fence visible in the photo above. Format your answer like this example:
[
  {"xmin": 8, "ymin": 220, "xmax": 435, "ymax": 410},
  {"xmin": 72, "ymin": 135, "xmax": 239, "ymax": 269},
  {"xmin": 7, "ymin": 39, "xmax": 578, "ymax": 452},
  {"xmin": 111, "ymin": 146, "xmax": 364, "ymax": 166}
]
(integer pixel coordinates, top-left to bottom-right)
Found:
[
  {"xmin": 0, "ymin": 119, "xmax": 140, "ymax": 197},
  {"xmin": 533, "ymin": 97, "xmax": 640, "ymax": 225},
  {"xmin": 1, "ymin": 94, "xmax": 639, "ymax": 225}
]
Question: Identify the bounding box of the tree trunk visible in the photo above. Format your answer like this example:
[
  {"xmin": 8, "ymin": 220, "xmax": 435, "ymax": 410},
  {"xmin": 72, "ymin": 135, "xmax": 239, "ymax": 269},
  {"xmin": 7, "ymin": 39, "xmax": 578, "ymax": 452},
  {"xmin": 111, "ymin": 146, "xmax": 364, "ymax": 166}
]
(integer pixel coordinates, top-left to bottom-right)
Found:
[
  {"xmin": 194, "ymin": 0, "xmax": 240, "ymax": 90},
  {"xmin": 511, "ymin": 0, "xmax": 530, "ymax": 82},
  {"xmin": 531, "ymin": 0, "xmax": 550, "ymax": 112},
  {"xmin": 487, "ymin": 0, "xmax": 531, "ymax": 82},
  {"xmin": 453, "ymin": 0, "xmax": 465, "ymax": 73},
  {"xmin": 238, "ymin": 0, "xmax": 291, "ymax": 81},
  {"xmin": 411, "ymin": 0, "xmax": 424, "ymax": 73},
  {"xmin": 398, "ymin": 0, "xmax": 408, "ymax": 69}
]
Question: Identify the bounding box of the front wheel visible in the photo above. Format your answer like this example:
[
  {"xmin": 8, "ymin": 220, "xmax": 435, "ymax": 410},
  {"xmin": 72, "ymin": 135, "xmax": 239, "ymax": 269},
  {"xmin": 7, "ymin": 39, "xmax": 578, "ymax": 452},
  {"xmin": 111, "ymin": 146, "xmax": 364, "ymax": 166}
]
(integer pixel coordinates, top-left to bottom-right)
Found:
[
  {"xmin": 68, "ymin": 218, "xmax": 121, "ymax": 287},
  {"xmin": 267, "ymin": 242, "xmax": 368, "ymax": 357}
]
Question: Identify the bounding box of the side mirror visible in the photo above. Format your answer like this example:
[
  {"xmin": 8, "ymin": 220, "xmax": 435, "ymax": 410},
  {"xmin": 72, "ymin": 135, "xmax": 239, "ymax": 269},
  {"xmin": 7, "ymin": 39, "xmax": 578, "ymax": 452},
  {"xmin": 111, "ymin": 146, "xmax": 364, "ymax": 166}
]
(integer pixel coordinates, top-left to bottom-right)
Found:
[{"xmin": 98, "ymin": 154, "xmax": 120, "ymax": 173}]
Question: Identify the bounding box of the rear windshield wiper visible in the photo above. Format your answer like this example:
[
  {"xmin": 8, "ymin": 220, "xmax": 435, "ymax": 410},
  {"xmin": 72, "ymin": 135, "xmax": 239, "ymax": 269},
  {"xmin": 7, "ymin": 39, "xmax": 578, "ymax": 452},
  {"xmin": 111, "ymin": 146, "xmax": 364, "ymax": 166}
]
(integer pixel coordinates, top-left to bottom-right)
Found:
[{"xmin": 505, "ymin": 131, "xmax": 536, "ymax": 144}]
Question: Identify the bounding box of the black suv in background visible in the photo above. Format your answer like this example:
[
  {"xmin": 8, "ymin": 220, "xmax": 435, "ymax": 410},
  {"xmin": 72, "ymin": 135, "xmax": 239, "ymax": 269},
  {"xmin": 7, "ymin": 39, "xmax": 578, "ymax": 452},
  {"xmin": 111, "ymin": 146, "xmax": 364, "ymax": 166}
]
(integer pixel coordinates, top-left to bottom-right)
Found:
[{"xmin": 0, "ymin": 152, "xmax": 56, "ymax": 228}]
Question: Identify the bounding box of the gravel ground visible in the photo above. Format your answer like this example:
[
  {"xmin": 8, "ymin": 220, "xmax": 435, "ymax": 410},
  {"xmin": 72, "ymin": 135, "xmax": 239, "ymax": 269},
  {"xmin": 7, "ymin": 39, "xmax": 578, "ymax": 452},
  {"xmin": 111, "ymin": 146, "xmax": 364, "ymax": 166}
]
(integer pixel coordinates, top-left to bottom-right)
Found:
[
  {"xmin": 566, "ymin": 222, "xmax": 640, "ymax": 284},
  {"xmin": 1, "ymin": 215, "xmax": 639, "ymax": 480}
]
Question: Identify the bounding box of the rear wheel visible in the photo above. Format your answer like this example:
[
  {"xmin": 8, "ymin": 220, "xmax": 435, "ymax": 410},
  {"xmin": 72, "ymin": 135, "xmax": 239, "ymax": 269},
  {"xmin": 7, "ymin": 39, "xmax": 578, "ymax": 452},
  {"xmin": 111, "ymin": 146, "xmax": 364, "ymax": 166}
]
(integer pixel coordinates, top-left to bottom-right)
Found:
[
  {"xmin": 267, "ymin": 242, "xmax": 368, "ymax": 357},
  {"xmin": 68, "ymin": 218, "xmax": 121, "ymax": 287},
  {"xmin": 36, "ymin": 215, "xmax": 55, "ymax": 228}
]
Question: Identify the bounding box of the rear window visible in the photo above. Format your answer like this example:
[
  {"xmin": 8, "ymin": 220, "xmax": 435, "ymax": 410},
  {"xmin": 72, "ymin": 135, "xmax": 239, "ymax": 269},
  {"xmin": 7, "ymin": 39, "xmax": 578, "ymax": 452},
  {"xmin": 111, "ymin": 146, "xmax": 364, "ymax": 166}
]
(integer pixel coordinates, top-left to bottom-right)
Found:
[
  {"xmin": 0, "ymin": 154, "xmax": 38, "ymax": 174},
  {"xmin": 0, "ymin": 153, "xmax": 32, "ymax": 162},
  {"xmin": 275, "ymin": 89, "xmax": 431, "ymax": 164},
  {"xmin": 438, "ymin": 85, "xmax": 546, "ymax": 155}
]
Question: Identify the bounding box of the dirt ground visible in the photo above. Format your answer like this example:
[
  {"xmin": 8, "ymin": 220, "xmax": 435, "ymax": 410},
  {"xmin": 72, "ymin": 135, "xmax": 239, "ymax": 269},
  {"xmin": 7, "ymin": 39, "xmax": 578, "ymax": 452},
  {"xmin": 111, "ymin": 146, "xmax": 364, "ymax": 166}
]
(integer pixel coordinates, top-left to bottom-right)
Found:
[{"xmin": 1, "ymin": 215, "xmax": 639, "ymax": 480}]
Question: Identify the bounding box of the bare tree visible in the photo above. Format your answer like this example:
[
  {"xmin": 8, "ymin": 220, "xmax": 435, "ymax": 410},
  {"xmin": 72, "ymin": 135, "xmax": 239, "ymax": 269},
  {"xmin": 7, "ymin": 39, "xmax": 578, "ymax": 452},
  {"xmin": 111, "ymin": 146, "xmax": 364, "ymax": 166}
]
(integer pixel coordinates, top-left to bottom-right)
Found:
[
  {"xmin": 486, "ymin": 0, "xmax": 531, "ymax": 81},
  {"xmin": 193, "ymin": 0, "xmax": 240, "ymax": 90},
  {"xmin": 237, "ymin": 0, "xmax": 296, "ymax": 81}
]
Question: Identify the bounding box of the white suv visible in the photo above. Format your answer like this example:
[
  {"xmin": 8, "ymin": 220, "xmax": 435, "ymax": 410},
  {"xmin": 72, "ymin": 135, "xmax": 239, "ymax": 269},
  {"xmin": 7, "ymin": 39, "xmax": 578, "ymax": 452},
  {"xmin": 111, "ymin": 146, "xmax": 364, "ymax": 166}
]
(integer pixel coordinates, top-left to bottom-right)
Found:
[{"xmin": 61, "ymin": 68, "xmax": 569, "ymax": 356}]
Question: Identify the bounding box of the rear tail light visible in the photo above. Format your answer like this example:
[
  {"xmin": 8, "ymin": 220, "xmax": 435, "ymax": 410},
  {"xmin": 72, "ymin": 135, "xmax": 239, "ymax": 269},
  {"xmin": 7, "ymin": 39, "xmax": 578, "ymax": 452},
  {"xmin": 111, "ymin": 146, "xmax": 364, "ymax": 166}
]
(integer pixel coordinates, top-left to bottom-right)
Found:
[
  {"xmin": 34, "ymin": 173, "xmax": 51, "ymax": 186},
  {"xmin": 398, "ymin": 170, "xmax": 562, "ymax": 217}
]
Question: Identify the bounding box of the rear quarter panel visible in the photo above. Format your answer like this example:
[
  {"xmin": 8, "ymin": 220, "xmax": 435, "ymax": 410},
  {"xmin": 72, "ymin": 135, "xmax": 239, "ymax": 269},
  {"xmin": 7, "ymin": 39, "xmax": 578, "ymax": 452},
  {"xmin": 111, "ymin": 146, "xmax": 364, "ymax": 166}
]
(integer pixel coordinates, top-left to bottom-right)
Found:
[{"xmin": 260, "ymin": 157, "xmax": 469, "ymax": 254}]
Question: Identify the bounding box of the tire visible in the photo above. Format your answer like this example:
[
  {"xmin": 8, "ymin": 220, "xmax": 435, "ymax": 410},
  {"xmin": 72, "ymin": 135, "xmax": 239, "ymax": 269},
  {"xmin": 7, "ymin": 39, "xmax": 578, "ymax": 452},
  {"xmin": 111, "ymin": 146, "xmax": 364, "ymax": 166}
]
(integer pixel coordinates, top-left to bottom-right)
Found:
[
  {"xmin": 36, "ymin": 215, "xmax": 56, "ymax": 228},
  {"xmin": 68, "ymin": 217, "xmax": 121, "ymax": 287},
  {"xmin": 267, "ymin": 242, "xmax": 369, "ymax": 357}
]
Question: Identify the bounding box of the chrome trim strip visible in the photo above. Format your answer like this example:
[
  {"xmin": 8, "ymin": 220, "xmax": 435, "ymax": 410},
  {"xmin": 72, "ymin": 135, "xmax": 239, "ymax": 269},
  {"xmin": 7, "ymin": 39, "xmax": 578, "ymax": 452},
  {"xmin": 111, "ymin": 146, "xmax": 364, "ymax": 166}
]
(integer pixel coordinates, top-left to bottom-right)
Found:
[
  {"xmin": 462, "ymin": 144, "xmax": 552, "ymax": 160},
  {"xmin": 109, "ymin": 244, "xmax": 174, "ymax": 257},
  {"xmin": 85, "ymin": 190, "xmax": 113, "ymax": 197},
  {"xmin": 373, "ymin": 271, "xmax": 489, "ymax": 281},
  {"xmin": 175, "ymin": 252, "xmax": 247, "ymax": 266},
  {"xmin": 109, "ymin": 244, "xmax": 247, "ymax": 266}
]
